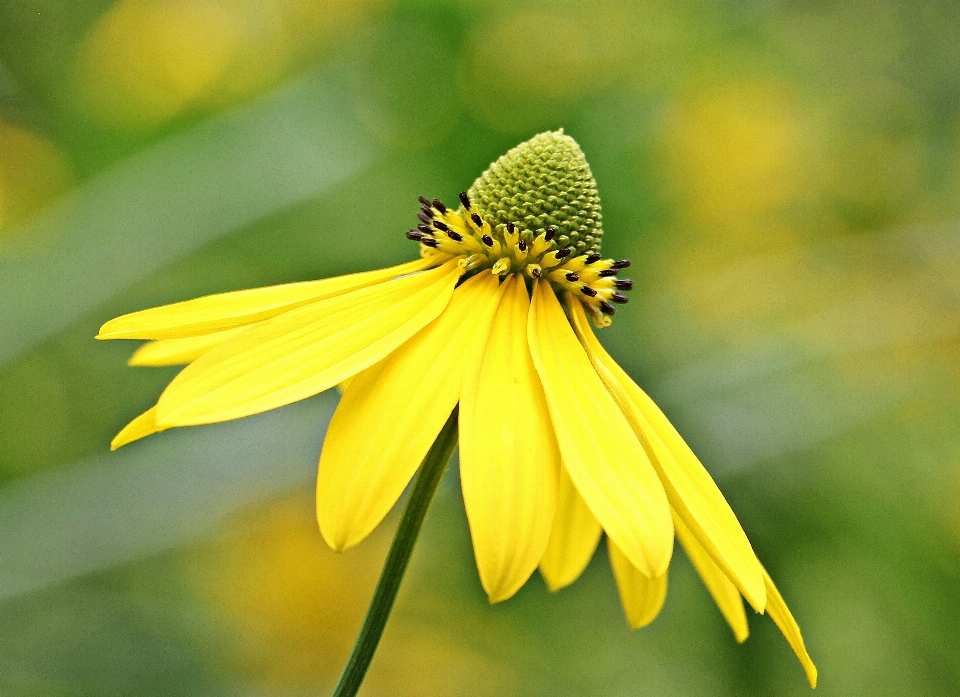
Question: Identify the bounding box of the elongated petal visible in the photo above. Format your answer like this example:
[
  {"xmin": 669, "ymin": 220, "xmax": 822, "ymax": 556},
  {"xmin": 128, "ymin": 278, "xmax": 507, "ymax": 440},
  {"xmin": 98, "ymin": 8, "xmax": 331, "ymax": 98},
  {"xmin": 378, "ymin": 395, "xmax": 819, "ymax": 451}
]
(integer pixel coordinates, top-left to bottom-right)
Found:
[
  {"xmin": 128, "ymin": 327, "xmax": 246, "ymax": 366},
  {"xmin": 111, "ymin": 407, "xmax": 159, "ymax": 449},
  {"xmin": 762, "ymin": 566, "xmax": 818, "ymax": 688},
  {"xmin": 539, "ymin": 465, "xmax": 602, "ymax": 591},
  {"xmin": 460, "ymin": 274, "xmax": 560, "ymax": 603},
  {"xmin": 567, "ymin": 298, "xmax": 766, "ymax": 613},
  {"xmin": 318, "ymin": 272, "xmax": 505, "ymax": 552},
  {"xmin": 155, "ymin": 260, "xmax": 461, "ymax": 428},
  {"xmin": 98, "ymin": 257, "xmax": 440, "ymax": 340},
  {"xmin": 608, "ymin": 537, "xmax": 668, "ymax": 629},
  {"xmin": 528, "ymin": 281, "xmax": 673, "ymax": 578},
  {"xmin": 674, "ymin": 510, "xmax": 748, "ymax": 642}
]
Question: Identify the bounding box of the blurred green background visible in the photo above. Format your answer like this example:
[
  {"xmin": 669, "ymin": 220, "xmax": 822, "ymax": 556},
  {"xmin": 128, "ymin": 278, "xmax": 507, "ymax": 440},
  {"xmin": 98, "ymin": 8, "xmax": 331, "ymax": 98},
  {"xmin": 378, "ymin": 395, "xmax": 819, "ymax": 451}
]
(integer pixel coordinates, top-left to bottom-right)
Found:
[{"xmin": 2, "ymin": 0, "xmax": 960, "ymax": 694}]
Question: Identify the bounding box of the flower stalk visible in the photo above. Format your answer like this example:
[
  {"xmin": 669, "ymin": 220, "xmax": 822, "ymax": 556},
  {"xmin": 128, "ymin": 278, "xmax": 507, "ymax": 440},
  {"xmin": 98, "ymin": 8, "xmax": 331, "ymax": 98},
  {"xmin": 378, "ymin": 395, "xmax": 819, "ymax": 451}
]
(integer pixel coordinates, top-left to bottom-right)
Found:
[{"xmin": 330, "ymin": 407, "xmax": 459, "ymax": 697}]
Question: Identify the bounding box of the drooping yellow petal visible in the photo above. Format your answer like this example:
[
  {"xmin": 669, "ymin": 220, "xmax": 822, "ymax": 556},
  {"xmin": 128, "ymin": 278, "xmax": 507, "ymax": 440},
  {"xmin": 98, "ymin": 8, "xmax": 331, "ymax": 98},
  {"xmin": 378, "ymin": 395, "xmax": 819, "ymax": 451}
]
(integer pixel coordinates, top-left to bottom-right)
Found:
[
  {"xmin": 460, "ymin": 274, "xmax": 560, "ymax": 603},
  {"xmin": 527, "ymin": 281, "xmax": 673, "ymax": 579},
  {"xmin": 128, "ymin": 327, "xmax": 246, "ymax": 366},
  {"xmin": 97, "ymin": 257, "xmax": 441, "ymax": 340},
  {"xmin": 318, "ymin": 272, "xmax": 505, "ymax": 552},
  {"xmin": 567, "ymin": 297, "xmax": 766, "ymax": 613},
  {"xmin": 539, "ymin": 465, "xmax": 602, "ymax": 591},
  {"xmin": 111, "ymin": 406, "xmax": 159, "ymax": 450},
  {"xmin": 762, "ymin": 566, "xmax": 818, "ymax": 689},
  {"xmin": 155, "ymin": 260, "xmax": 461, "ymax": 428},
  {"xmin": 674, "ymin": 510, "xmax": 749, "ymax": 642},
  {"xmin": 607, "ymin": 537, "xmax": 668, "ymax": 629}
]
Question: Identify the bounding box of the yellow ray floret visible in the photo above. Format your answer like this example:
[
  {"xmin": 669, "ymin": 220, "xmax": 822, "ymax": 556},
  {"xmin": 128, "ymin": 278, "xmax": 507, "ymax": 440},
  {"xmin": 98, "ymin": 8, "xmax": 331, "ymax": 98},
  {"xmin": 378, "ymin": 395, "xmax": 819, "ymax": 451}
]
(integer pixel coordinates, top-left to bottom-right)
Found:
[
  {"xmin": 539, "ymin": 465, "xmax": 603, "ymax": 592},
  {"xmin": 98, "ymin": 256, "xmax": 440, "ymax": 340},
  {"xmin": 128, "ymin": 326, "xmax": 247, "ymax": 366},
  {"xmin": 607, "ymin": 537, "xmax": 669, "ymax": 629},
  {"xmin": 459, "ymin": 274, "xmax": 560, "ymax": 603},
  {"xmin": 317, "ymin": 272, "xmax": 505, "ymax": 552},
  {"xmin": 567, "ymin": 296, "xmax": 766, "ymax": 613},
  {"xmin": 528, "ymin": 280, "xmax": 673, "ymax": 580}
]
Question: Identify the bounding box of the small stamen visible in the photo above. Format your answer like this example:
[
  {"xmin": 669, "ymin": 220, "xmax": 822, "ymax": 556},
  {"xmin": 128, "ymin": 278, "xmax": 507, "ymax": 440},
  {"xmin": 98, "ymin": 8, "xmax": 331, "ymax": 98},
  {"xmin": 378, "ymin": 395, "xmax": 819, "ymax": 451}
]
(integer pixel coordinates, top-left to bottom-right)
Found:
[
  {"xmin": 459, "ymin": 191, "xmax": 471, "ymax": 209},
  {"xmin": 421, "ymin": 238, "xmax": 439, "ymax": 248},
  {"xmin": 433, "ymin": 220, "xmax": 449, "ymax": 232},
  {"xmin": 446, "ymin": 230, "xmax": 463, "ymax": 242},
  {"xmin": 611, "ymin": 293, "xmax": 629, "ymax": 304},
  {"xmin": 581, "ymin": 285, "xmax": 597, "ymax": 297},
  {"xmin": 418, "ymin": 211, "xmax": 433, "ymax": 224},
  {"xmin": 614, "ymin": 279, "xmax": 633, "ymax": 290},
  {"xmin": 406, "ymin": 230, "xmax": 424, "ymax": 241},
  {"xmin": 418, "ymin": 195, "xmax": 431, "ymax": 207},
  {"xmin": 471, "ymin": 213, "xmax": 483, "ymax": 227},
  {"xmin": 481, "ymin": 234, "xmax": 494, "ymax": 247},
  {"xmin": 555, "ymin": 247, "xmax": 572, "ymax": 259},
  {"xmin": 599, "ymin": 269, "xmax": 617, "ymax": 277},
  {"xmin": 599, "ymin": 301, "xmax": 616, "ymax": 315},
  {"xmin": 586, "ymin": 253, "xmax": 602, "ymax": 264},
  {"xmin": 545, "ymin": 227, "xmax": 556, "ymax": 242},
  {"xmin": 417, "ymin": 223, "xmax": 432, "ymax": 234},
  {"xmin": 433, "ymin": 199, "xmax": 447, "ymax": 213},
  {"xmin": 566, "ymin": 271, "xmax": 579, "ymax": 282},
  {"xmin": 507, "ymin": 221, "xmax": 515, "ymax": 233},
  {"xmin": 611, "ymin": 260, "xmax": 631, "ymax": 269},
  {"xmin": 518, "ymin": 240, "xmax": 527, "ymax": 252}
]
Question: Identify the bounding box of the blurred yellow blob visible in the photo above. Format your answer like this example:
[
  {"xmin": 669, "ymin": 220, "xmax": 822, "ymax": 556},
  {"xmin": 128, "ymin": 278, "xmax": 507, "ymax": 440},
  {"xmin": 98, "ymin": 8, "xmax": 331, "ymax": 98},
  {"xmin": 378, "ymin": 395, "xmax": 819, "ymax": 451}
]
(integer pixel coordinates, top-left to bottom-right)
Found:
[
  {"xmin": 75, "ymin": 0, "xmax": 390, "ymax": 130},
  {"xmin": 459, "ymin": 5, "xmax": 637, "ymax": 133},
  {"xmin": 185, "ymin": 491, "xmax": 511, "ymax": 694},
  {"xmin": 0, "ymin": 122, "xmax": 73, "ymax": 250}
]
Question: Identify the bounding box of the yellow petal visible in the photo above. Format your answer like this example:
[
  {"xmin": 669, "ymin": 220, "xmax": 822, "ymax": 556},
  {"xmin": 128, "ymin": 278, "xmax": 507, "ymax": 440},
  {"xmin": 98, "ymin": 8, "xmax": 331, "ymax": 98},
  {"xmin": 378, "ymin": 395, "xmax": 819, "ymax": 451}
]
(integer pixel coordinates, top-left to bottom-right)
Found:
[
  {"xmin": 111, "ymin": 406, "xmax": 160, "ymax": 449},
  {"xmin": 98, "ymin": 257, "xmax": 439, "ymax": 340},
  {"xmin": 128, "ymin": 327, "xmax": 246, "ymax": 366},
  {"xmin": 762, "ymin": 566, "xmax": 818, "ymax": 689},
  {"xmin": 673, "ymin": 510, "xmax": 749, "ymax": 642},
  {"xmin": 317, "ymin": 272, "xmax": 505, "ymax": 552},
  {"xmin": 567, "ymin": 297, "xmax": 766, "ymax": 613},
  {"xmin": 155, "ymin": 260, "xmax": 461, "ymax": 428},
  {"xmin": 527, "ymin": 281, "xmax": 673, "ymax": 578},
  {"xmin": 607, "ymin": 537, "xmax": 668, "ymax": 629},
  {"xmin": 460, "ymin": 274, "xmax": 560, "ymax": 603},
  {"xmin": 539, "ymin": 464, "xmax": 602, "ymax": 591}
]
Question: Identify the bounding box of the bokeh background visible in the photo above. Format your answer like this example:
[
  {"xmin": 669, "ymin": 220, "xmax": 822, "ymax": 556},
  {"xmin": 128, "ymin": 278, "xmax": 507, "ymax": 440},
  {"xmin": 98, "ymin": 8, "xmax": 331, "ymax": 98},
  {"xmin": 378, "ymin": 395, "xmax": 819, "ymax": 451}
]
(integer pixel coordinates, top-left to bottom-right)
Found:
[{"xmin": 2, "ymin": 0, "xmax": 960, "ymax": 694}]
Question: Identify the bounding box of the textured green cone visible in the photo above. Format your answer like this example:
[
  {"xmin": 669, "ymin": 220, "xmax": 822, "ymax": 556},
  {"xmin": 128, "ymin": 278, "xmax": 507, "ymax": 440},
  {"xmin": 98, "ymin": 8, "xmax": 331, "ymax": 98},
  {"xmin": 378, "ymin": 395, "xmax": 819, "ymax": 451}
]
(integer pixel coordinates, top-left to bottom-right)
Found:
[{"xmin": 467, "ymin": 130, "xmax": 603, "ymax": 256}]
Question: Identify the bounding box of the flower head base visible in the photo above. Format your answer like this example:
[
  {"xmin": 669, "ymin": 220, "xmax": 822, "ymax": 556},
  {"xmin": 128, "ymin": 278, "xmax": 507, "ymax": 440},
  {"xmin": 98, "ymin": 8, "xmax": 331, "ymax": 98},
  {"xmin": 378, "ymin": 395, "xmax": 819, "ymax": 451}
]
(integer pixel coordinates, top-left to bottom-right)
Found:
[{"xmin": 407, "ymin": 131, "xmax": 629, "ymax": 328}]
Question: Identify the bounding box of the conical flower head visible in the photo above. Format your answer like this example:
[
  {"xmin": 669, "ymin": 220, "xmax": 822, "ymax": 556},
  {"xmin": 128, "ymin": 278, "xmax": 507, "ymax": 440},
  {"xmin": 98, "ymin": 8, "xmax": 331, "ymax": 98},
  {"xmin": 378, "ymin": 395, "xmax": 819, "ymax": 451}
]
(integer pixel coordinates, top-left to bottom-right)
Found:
[{"xmin": 468, "ymin": 130, "xmax": 603, "ymax": 256}]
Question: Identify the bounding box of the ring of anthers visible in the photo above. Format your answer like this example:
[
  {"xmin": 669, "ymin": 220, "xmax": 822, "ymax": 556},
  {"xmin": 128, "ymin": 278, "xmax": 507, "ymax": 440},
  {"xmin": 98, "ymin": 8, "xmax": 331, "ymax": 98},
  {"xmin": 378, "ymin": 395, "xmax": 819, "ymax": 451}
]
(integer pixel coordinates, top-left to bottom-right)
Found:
[{"xmin": 407, "ymin": 192, "xmax": 632, "ymax": 328}]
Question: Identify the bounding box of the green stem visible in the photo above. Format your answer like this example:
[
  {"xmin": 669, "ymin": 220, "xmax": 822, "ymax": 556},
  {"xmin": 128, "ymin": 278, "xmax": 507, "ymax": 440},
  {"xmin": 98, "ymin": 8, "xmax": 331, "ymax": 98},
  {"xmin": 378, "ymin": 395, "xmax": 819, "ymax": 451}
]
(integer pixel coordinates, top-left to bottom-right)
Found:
[{"xmin": 330, "ymin": 407, "xmax": 459, "ymax": 697}]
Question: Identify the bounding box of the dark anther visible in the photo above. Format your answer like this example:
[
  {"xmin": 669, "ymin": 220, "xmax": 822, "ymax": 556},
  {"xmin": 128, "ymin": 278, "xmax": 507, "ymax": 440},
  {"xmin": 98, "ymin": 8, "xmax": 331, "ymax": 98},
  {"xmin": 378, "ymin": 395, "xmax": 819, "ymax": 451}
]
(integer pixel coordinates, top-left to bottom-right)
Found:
[
  {"xmin": 581, "ymin": 285, "xmax": 598, "ymax": 297},
  {"xmin": 471, "ymin": 213, "xmax": 483, "ymax": 227},
  {"xmin": 518, "ymin": 240, "xmax": 527, "ymax": 252},
  {"xmin": 418, "ymin": 195, "xmax": 431, "ymax": 207},
  {"xmin": 433, "ymin": 220, "xmax": 449, "ymax": 232},
  {"xmin": 417, "ymin": 223, "xmax": 432, "ymax": 234},
  {"xmin": 545, "ymin": 227, "xmax": 557, "ymax": 242},
  {"xmin": 598, "ymin": 269, "xmax": 617, "ymax": 277},
  {"xmin": 555, "ymin": 247, "xmax": 572, "ymax": 259},
  {"xmin": 433, "ymin": 199, "xmax": 447, "ymax": 213},
  {"xmin": 420, "ymin": 237, "xmax": 440, "ymax": 248},
  {"xmin": 459, "ymin": 191, "xmax": 471, "ymax": 209},
  {"xmin": 507, "ymin": 221, "xmax": 515, "ymax": 233},
  {"xmin": 599, "ymin": 301, "xmax": 616, "ymax": 316},
  {"xmin": 612, "ymin": 293, "xmax": 629, "ymax": 304},
  {"xmin": 611, "ymin": 259, "xmax": 631, "ymax": 269},
  {"xmin": 446, "ymin": 230, "xmax": 463, "ymax": 242},
  {"xmin": 532, "ymin": 268, "xmax": 542, "ymax": 278},
  {"xmin": 566, "ymin": 271, "xmax": 580, "ymax": 282},
  {"xmin": 417, "ymin": 211, "xmax": 433, "ymax": 224},
  {"xmin": 586, "ymin": 253, "xmax": 602, "ymax": 264},
  {"xmin": 614, "ymin": 279, "xmax": 633, "ymax": 291},
  {"xmin": 481, "ymin": 234, "xmax": 494, "ymax": 247},
  {"xmin": 406, "ymin": 230, "xmax": 424, "ymax": 241}
]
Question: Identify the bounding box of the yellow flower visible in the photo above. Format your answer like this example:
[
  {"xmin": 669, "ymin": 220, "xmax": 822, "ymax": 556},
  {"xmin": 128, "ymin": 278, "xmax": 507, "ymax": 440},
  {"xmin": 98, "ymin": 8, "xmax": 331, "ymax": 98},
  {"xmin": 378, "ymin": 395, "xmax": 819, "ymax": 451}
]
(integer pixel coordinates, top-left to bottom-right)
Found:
[{"xmin": 99, "ymin": 131, "xmax": 816, "ymax": 687}]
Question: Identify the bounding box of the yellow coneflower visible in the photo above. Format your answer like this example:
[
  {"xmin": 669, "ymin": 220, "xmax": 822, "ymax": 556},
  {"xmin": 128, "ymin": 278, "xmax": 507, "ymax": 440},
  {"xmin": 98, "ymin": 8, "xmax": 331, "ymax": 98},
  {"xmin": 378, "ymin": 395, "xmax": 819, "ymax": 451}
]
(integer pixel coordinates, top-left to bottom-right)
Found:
[{"xmin": 99, "ymin": 131, "xmax": 816, "ymax": 689}]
